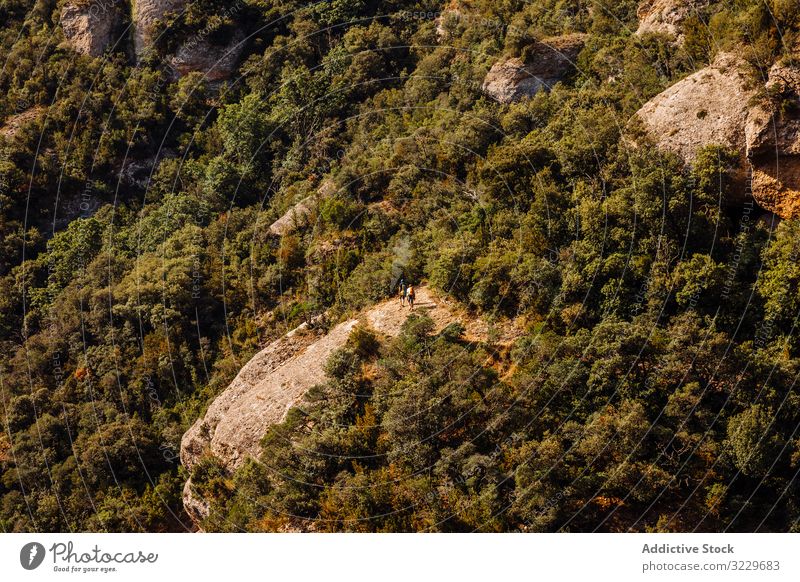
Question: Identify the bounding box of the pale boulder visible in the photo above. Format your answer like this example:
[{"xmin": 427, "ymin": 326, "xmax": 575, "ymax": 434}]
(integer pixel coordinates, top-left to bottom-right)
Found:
[
  {"xmin": 635, "ymin": 53, "xmax": 757, "ymax": 164},
  {"xmin": 482, "ymin": 34, "xmax": 586, "ymax": 103}
]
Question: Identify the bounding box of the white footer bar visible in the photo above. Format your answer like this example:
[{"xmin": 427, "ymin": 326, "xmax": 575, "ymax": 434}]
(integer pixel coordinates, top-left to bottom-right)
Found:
[{"xmin": 1, "ymin": 533, "xmax": 797, "ymax": 581}]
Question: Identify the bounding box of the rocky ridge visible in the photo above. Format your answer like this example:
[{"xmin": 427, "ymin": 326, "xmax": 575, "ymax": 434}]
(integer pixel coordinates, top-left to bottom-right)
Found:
[{"xmin": 180, "ymin": 286, "xmax": 517, "ymax": 525}]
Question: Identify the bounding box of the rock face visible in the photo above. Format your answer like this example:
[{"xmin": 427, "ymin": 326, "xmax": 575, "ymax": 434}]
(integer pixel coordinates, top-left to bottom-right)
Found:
[
  {"xmin": 635, "ymin": 0, "xmax": 709, "ymax": 41},
  {"xmin": 133, "ymin": 0, "xmax": 245, "ymax": 78},
  {"xmin": 180, "ymin": 286, "xmax": 505, "ymax": 525},
  {"xmin": 181, "ymin": 320, "xmax": 355, "ymax": 478},
  {"xmin": 482, "ymin": 34, "xmax": 586, "ymax": 103},
  {"xmin": 169, "ymin": 30, "xmax": 246, "ymax": 81},
  {"xmin": 635, "ymin": 53, "xmax": 757, "ymax": 165},
  {"xmin": 434, "ymin": 0, "xmax": 466, "ymax": 42},
  {"xmin": 60, "ymin": 0, "xmax": 124, "ymax": 57},
  {"xmin": 268, "ymin": 181, "xmax": 336, "ymax": 237},
  {"xmin": 268, "ymin": 196, "xmax": 316, "ymax": 236},
  {"xmin": 59, "ymin": 0, "xmax": 246, "ymax": 78},
  {"xmin": 182, "ymin": 480, "xmax": 210, "ymax": 527},
  {"xmin": 132, "ymin": 0, "xmax": 186, "ymax": 59},
  {"xmin": 745, "ymin": 62, "xmax": 800, "ymax": 218},
  {"xmin": 636, "ymin": 47, "xmax": 800, "ymax": 218}
]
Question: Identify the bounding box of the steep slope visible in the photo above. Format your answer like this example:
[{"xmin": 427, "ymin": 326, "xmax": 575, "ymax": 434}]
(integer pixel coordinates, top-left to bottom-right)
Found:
[{"xmin": 180, "ymin": 286, "xmax": 511, "ymax": 525}]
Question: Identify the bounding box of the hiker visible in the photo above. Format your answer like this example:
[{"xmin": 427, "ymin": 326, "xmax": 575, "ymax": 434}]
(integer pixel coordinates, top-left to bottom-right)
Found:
[
  {"xmin": 398, "ymin": 278, "xmax": 406, "ymax": 305},
  {"xmin": 406, "ymin": 285, "xmax": 416, "ymax": 310}
]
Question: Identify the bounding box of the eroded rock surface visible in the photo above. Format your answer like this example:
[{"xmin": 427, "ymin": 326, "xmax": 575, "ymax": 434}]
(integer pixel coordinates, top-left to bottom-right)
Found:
[
  {"xmin": 268, "ymin": 196, "xmax": 316, "ymax": 236},
  {"xmin": 180, "ymin": 286, "xmax": 509, "ymax": 525},
  {"xmin": 169, "ymin": 30, "xmax": 246, "ymax": 81},
  {"xmin": 635, "ymin": 0, "xmax": 709, "ymax": 42},
  {"xmin": 482, "ymin": 34, "xmax": 586, "ymax": 103},
  {"xmin": 635, "ymin": 53, "xmax": 757, "ymax": 164},
  {"xmin": 746, "ymin": 61, "xmax": 800, "ymax": 218},
  {"xmin": 182, "ymin": 479, "xmax": 210, "ymax": 528},
  {"xmin": 60, "ymin": 0, "xmax": 124, "ymax": 57},
  {"xmin": 435, "ymin": 0, "xmax": 468, "ymax": 42},
  {"xmin": 133, "ymin": 0, "xmax": 186, "ymax": 59},
  {"xmin": 635, "ymin": 48, "xmax": 800, "ymax": 218},
  {"xmin": 268, "ymin": 181, "xmax": 335, "ymax": 236}
]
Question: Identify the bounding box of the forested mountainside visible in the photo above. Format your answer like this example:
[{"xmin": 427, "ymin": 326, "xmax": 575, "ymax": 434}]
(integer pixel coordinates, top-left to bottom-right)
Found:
[{"xmin": 1, "ymin": 0, "xmax": 800, "ymax": 532}]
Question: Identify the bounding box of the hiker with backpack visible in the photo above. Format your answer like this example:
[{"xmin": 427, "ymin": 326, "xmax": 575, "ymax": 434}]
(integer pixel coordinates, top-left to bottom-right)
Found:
[
  {"xmin": 406, "ymin": 285, "xmax": 416, "ymax": 310},
  {"xmin": 398, "ymin": 278, "xmax": 406, "ymax": 306}
]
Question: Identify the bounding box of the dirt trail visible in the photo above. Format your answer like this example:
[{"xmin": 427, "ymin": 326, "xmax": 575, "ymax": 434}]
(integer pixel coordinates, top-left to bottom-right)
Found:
[{"xmin": 366, "ymin": 285, "xmax": 472, "ymax": 336}]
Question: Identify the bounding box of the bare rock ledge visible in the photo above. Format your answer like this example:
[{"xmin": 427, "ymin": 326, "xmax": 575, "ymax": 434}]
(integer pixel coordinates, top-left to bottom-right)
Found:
[{"xmin": 180, "ymin": 286, "xmax": 500, "ymax": 525}]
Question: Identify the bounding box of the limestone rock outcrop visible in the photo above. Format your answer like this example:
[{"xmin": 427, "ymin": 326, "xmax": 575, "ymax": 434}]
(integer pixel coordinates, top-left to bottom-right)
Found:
[
  {"xmin": 181, "ymin": 320, "xmax": 351, "ymax": 476},
  {"xmin": 59, "ymin": 0, "xmax": 246, "ymax": 79},
  {"xmin": 268, "ymin": 196, "xmax": 316, "ymax": 236},
  {"xmin": 635, "ymin": 52, "xmax": 757, "ymax": 165},
  {"xmin": 60, "ymin": 0, "xmax": 124, "ymax": 57},
  {"xmin": 482, "ymin": 34, "xmax": 586, "ymax": 103},
  {"xmin": 133, "ymin": 0, "xmax": 245, "ymax": 79},
  {"xmin": 180, "ymin": 286, "xmax": 507, "ymax": 525},
  {"xmin": 132, "ymin": 0, "xmax": 186, "ymax": 59},
  {"xmin": 169, "ymin": 30, "xmax": 246, "ymax": 81},
  {"xmin": 434, "ymin": 0, "xmax": 467, "ymax": 42},
  {"xmin": 635, "ymin": 48, "xmax": 800, "ymax": 218},
  {"xmin": 182, "ymin": 480, "xmax": 210, "ymax": 527},
  {"xmin": 635, "ymin": 0, "xmax": 709, "ymax": 42},
  {"xmin": 745, "ymin": 61, "xmax": 800, "ymax": 218},
  {"xmin": 268, "ymin": 180, "xmax": 336, "ymax": 237}
]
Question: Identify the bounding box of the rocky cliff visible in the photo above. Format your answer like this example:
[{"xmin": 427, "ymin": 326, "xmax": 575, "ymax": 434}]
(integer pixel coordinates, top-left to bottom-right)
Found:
[
  {"xmin": 60, "ymin": 0, "xmax": 124, "ymax": 57},
  {"xmin": 132, "ymin": 0, "xmax": 186, "ymax": 59},
  {"xmin": 745, "ymin": 61, "xmax": 800, "ymax": 218},
  {"xmin": 58, "ymin": 0, "xmax": 244, "ymax": 80},
  {"xmin": 133, "ymin": 0, "xmax": 245, "ymax": 79},
  {"xmin": 635, "ymin": 46, "xmax": 800, "ymax": 218}
]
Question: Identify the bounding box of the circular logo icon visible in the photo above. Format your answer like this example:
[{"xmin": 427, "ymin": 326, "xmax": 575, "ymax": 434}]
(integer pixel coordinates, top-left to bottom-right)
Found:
[{"xmin": 20, "ymin": 542, "xmax": 46, "ymax": 570}]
